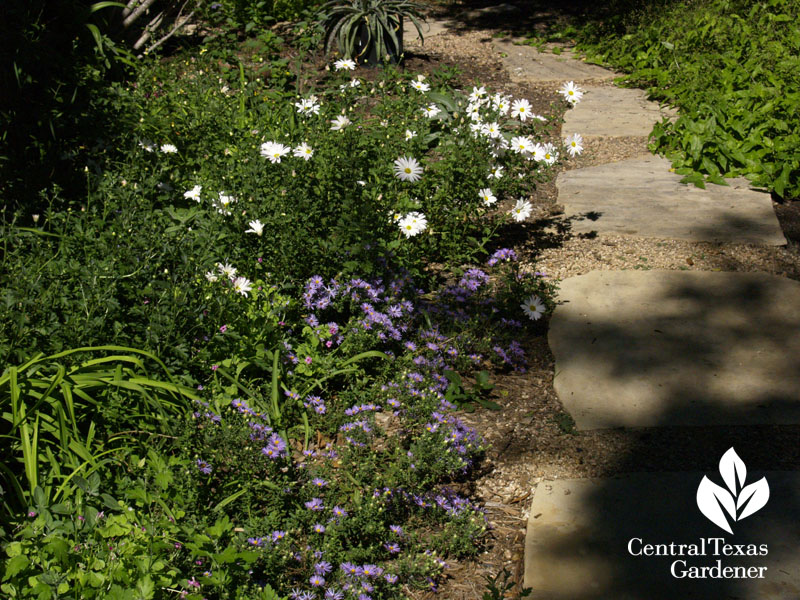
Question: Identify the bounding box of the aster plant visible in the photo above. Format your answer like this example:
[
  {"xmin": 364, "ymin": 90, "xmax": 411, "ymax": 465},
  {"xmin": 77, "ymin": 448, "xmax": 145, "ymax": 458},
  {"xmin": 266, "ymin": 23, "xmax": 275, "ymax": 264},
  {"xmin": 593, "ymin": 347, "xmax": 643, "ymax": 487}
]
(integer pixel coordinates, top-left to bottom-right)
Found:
[{"xmin": 318, "ymin": 0, "xmax": 427, "ymax": 66}]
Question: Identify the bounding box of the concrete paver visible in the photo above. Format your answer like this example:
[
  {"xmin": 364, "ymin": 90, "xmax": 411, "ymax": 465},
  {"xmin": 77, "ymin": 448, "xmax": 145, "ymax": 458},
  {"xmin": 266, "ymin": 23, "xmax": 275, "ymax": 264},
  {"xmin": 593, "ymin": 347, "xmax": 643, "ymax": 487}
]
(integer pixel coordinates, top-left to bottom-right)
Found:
[
  {"xmin": 525, "ymin": 473, "xmax": 800, "ymax": 599},
  {"xmin": 496, "ymin": 40, "xmax": 618, "ymax": 85},
  {"xmin": 557, "ymin": 156, "xmax": 787, "ymax": 245},
  {"xmin": 563, "ymin": 86, "xmax": 676, "ymax": 137},
  {"xmin": 549, "ymin": 270, "xmax": 800, "ymax": 429}
]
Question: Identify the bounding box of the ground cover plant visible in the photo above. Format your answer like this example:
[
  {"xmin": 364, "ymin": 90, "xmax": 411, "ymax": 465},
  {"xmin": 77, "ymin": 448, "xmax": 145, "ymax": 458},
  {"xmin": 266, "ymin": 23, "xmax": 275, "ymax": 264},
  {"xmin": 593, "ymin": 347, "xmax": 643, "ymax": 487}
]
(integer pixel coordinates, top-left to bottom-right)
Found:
[
  {"xmin": 561, "ymin": 0, "xmax": 800, "ymax": 198},
  {"xmin": 1, "ymin": 17, "xmax": 581, "ymax": 598}
]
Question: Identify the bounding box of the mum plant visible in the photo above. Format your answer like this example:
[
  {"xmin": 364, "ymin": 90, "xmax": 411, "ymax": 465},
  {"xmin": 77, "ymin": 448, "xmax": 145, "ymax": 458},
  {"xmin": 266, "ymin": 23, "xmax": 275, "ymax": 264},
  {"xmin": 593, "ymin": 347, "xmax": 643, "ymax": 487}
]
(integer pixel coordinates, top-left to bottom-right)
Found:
[{"xmin": 319, "ymin": 0, "xmax": 426, "ymax": 65}]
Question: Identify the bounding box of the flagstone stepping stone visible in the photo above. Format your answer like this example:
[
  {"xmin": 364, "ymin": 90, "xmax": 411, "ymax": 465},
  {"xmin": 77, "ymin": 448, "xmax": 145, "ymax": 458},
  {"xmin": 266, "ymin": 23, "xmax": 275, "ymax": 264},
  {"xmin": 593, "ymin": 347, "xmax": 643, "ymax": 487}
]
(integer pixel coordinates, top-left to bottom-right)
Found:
[
  {"xmin": 524, "ymin": 473, "xmax": 800, "ymax": 599},
  {"xmin": 495, "ymin": 40, "xmax": 618, "ymax": 84},
  {"xmin": 557, "ymin": 156, "xmax": 787, "ymax": 245},
  {"xmin": 549, "ymin": 270, "xmax": 800, "ymax": 430},
  {"xmin": 403, "ymin": 17, "xmax": 450, "ymax": 41},
  {"xmin": 563, "ymin": 86, "xmax": 676, "ymax": 138}
]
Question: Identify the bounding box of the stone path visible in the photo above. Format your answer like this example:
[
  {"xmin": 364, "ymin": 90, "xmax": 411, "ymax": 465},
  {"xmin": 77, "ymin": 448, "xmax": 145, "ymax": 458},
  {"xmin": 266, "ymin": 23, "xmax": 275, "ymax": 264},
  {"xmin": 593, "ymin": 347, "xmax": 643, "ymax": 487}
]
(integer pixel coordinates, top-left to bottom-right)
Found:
[{"xmin": 509, "ymin": 43, "xmax": 800, "ymax": 599}]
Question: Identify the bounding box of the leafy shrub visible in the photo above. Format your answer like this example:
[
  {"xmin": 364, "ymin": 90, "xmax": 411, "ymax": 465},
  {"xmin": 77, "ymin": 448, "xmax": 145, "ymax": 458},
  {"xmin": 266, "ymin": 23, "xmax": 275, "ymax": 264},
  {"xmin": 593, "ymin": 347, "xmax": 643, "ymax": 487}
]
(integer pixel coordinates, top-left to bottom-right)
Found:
[{"xmin": 575, "ymin": 0, "xmax": 800, "ymax": 198}]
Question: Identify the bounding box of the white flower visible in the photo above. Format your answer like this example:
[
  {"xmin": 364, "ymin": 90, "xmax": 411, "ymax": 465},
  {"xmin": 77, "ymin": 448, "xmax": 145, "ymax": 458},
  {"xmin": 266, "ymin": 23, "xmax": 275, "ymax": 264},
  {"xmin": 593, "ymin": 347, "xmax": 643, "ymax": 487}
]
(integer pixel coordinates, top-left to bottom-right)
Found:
[
  {"xmin": 559, "ymin": 81, "xmax": 583, "ymax": 105},
  {"xmin": 397, "ymin": 211, "xmax": 428, "ymax": 237},
  {"xmin": 410, "ymin": 80, "xmax": 430, "ymax": 92},
  {"xmin": 488, "ymin": 164, "xmax": 504, "ymax": 179},
  {"xmin": 468, "ymin": 86, "xmax": 488, "ymax": 104},
  {"xmin": 511, "ymin": 98, "xmax": 533, "ymax": 121},
  {"xmin": 511, "ymin": 135, "xmax": 534, "ymax": 155},
  {"xmin": 217, "ymin": 262, "xmax": 237, "ymax": 280},
  {"xmin": 510, "ymin": 198, "xmax": 533, "ymax": 222},
  {"xmin": 295, "ymin": 97, "xmax": 320, "ymax": 116},
  {"xmin": 466, "ymin": 102, "xmax": 482, "ymax": 121},
  {"xmin": 469, "ymin": 121, "xmax": 485, "ymax": 138},
  {"xmin": 205, "ymin": 271, "xmax": 219, "ymax": 283},
  {"xmin": 478, "ymin": 187, "xmax": 497, "ymax": 206},
  {"xmin": 421, "ymin": 104, "xmax": 441, "ymax": 118},
  {"xmin": 565, "ymin": 133, "xmax": 584, "ymax": 157},
  {"xmin": 393, "ymin": 156, "xmax": 423, "ymax": 182},
  {"xmin": 482, "ymin": 122, "xmax": 501, "ymax": 139},
  {"xmin": 260, "ymin": 141, "xmax": 291, "ymax": 163},
  {"xmin": 521, "ymin": 295, "xmax": 545, "ymax": 320},
  {"xmin": 232, "ymin": 276, "xmax": 253, "ymax": 297},
  {"xmin": 532, "ymin": 113, "xmax": 548, "ymax": 122},
  {"xmin": 139, "ymin": 140, "xmax": 156, "ymax": 152},
  {"xmin": 330, "ymin": 115, "xmax": 351, "ymax": 131},
  {"xmin": 293, "ymin": 142, "xmax": 314, "ymax": 160},
  {"xmin": 349, "ymin": 78, "xmax": 361, "ymax": 87},
  {"xmin": 492, "ymin": 93, "xmax": 511, "ymax": 115},
  {"xmin": 405, "ymin": 129, "xmax": 417, "ymax": 140},
  {"xmin": 542, "ymin": 142, "xmax": 558, "ymax": 165},
  {"xmin": 160, "ymin": 143, "xmax": 178, "ymax": 154},
  {"xmin": 184, "ymin": 185, "xmax": 202, "ymax": 202},
  {"xmin": 246, "ymin": 219, "xmax": 264, "ymax": 236},
  {"xmin": 531, "ymin": 143, "xmax": 546, "ymax": 162},
  {"xmin": 214, "ymin": 192, "xmax": 237, "ymax": 215},
  {"xmin": 334, "ymin": 58, "xmax": 356, "ymax": 71}
]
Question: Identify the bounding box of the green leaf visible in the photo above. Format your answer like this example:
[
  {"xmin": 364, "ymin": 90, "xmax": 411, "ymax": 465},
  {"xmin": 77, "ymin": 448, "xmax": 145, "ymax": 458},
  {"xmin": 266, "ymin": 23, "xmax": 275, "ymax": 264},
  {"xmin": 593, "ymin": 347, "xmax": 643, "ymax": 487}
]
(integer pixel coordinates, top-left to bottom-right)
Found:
[{"xmin": 3, "ymin": 555, "xmax": 30, "ymax": 579}]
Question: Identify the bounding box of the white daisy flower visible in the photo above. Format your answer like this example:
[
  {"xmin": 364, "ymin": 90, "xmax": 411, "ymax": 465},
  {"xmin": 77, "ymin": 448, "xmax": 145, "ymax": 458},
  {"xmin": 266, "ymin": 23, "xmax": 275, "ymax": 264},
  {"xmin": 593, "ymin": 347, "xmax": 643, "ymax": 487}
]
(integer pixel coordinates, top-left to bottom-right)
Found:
[
  {"xmin": 139, "ymin": 140, "xmax": 156, "ymax": 152},
  {"xmin": 393, "ymin": 156, "xmax": 423, "ymax": 182},
  {"xmin": 511, "ymin": 98, "xmax": 533, "ymax": 121},
  {"xmin": 510, "ymin": 198, "xmax": 533, "ymax": 222},
  {"xmin": 521, "ymin": 295, "xmax": 545, "ymax": 320},
  {"xmin": 410, "ymin": 80, "xmax": 430, "ymax": 92},
  {"xmin": 349, "ymin": 78, "xmax": 361, "ymax": 87},
  {"xmin": 398, "ymin": 211, "xmax": 428, "ymax": 237},
  {"xmin": 466, "ymin": 102, "xmax": 482, "ymax": 121},
  {"xmin": 334, "ymin": 58, "xmax": 356, "ymax": 71},
  {"xmin": 542, "ymin": 143, "xmax": 558, "ymax": 165},
  {"xmin": 214, "ymin": 193, "xmax": 237, "ymax": 215},
  {"xmin": 184, "ymin": 185, "xmax": 202, "ymax": 202},
  {"xmin": 488, "ymin": 164, "xmax": 504, "ymax": 179},
  {"xmin": 330, "ymin": 115, "xmax": 351, "ymax": 131},
  {"xmin": 492, "ymin": 93, "xmax": 511, "ymax": 115},
  {"xmin": 295, "ymin": 97, "xmax": 321, "ymax": 116},
  {"xmin": 531, "ymin": 143, "xmax": 547, "ymax": 162},
  {"xmin": 405, "ymin": 129, "xmax": 417, "ymax": 140},
  {"xmin": 293, "ymin": 142, "xmax": 314, "ymax": 160},
  {"xmin": 160, "ymin": 143, "xmax": 178, "ymax": 154},
  {"xmin": 482, "ymin": 122, "xmax": 501, "ymax": 139},
  {"xmin": 246, "ymin": 219, "xmax": 264, "ymax": 236},
  {"xmin": 532, "ymin": 114, "xmax": 548, "ymax": 122},
  {"xmin": 468, "ymin": 86, "xmax": 488, "ymax": 103},
  {"xmin": 260, "ymin": 141, "xmax": 290, "ymax": 163},
  {"xmin": 565, "ymin": 133, "xmax": 584, "ymax": 157},
  {"xmin": 217, "ymin": 262, "xmax": 237, "ymax": 280},
  {"xmin": 421, "ymin": 104, "xmax": 441, "ymax": 118},
  {"xmin": 478, "ymin": 187, "xmax": 497, "ymax": 206},
  {"xmin": 205, "ymin": 271, "xmax": 219, "ymax": 283},
  {"xmin": 559, "ymin": 81, "xmax": 583, "ymax": 105},
  {"xmin": 511, "ymin": 135, "xmax": 535, "ymax": 155},
  {"xmin": 232, "ymin": 276, "xmax": 253, "ymax": 297}
]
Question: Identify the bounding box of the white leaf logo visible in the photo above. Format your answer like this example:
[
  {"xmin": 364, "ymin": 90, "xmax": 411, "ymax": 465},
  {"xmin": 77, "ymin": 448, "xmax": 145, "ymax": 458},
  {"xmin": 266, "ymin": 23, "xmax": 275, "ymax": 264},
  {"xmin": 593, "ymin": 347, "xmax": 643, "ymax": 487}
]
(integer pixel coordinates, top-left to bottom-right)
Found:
[{"xmin": 697, "ymin": 447, "xmax": 769, "ymax": 534}]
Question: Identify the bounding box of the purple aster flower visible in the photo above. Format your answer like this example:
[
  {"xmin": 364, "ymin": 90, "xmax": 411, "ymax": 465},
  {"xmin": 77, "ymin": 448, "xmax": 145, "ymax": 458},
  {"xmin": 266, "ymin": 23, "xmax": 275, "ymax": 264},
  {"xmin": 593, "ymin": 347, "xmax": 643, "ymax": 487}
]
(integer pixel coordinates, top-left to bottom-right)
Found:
[
  {"xmin": 389, "ymin": 525, "xmax": 403, "ymax": 536},
  {"xmin": 271, "ymin": 530, "xmax": 287, "ymax": 542},
  {"xmin": 247, "ymin": 537, "xmax": 264, "ymax": 547},
  {"xmin": 311, "ymin": 477, "xmax": 327, "ymax": 488},
  {"xmin": 315, "ymin": 561, "xmax": 333, "ymax": 575},
  {"xmin": 384, "ymin": 573, "xmax": 398, "ymax": 584},
  {"xmin": 310, "ymin": 574, "xmax": 325, "ymax": 587},
  {"xmin": 341, "ymin": 562, "xmax": 359, "ymax": 577},
  {"xmin": 385, "ymin": 542, "xmax": 400, "ymax": 553},
  {"xmin": 305, "ymin": 497, "xmax": 324, "ymax": 511},
  {"xmin": 196, "ymin": 459, "xmax": 212, "ymax": 475},
  {"xmin": 361, "ymin": 564, "xmax": 383, "ymax": 578},
  {"xmin": 314, "ymin": 523, "xmax": 326, "ymax": 533},
  {"xmin": 325, "ymin": 590, "xmax": 344, "ymax": 600}
]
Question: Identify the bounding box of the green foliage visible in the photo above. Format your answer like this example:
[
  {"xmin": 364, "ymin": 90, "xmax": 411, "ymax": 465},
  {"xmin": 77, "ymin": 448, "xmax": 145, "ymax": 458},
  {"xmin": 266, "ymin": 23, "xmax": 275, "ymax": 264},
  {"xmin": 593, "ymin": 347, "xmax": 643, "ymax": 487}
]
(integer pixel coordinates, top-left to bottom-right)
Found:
[
  {"xmin": 574, "ymin": 0, "xmax": 800, "ymax": 198},
  {"xmin": 0, "ymin": 347, "xmax": 196, "ymax": 525},
  {"xmin": 319, "ymin": 0, "xmax": 426, "ymax": 63}
]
